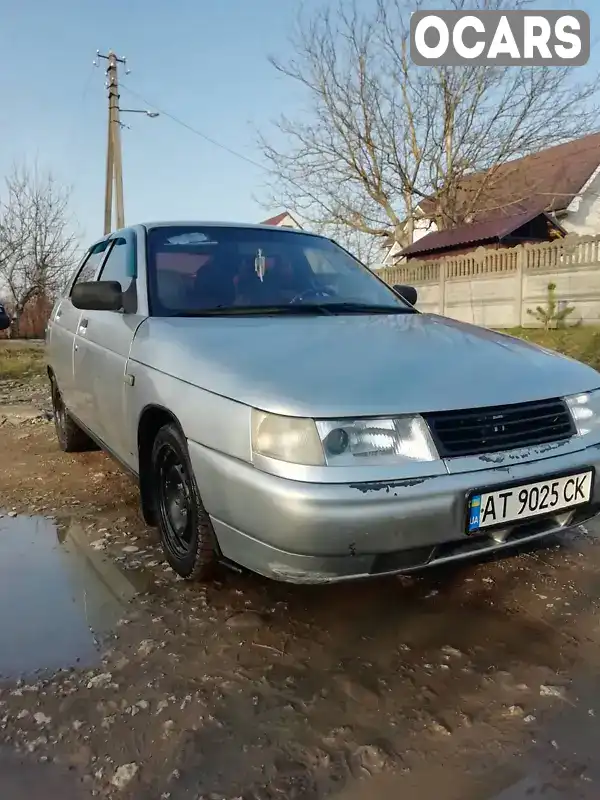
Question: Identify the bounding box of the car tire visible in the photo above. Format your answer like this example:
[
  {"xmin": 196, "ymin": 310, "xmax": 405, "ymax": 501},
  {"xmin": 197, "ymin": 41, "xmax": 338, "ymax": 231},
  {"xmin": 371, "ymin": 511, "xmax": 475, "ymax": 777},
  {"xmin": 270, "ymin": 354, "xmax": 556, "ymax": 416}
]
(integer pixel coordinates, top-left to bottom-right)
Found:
[
  {"xmin": 51, "ymin": 378, "xmax": 95, "ymax": 453},
  {"xmin": 151, "ymin": 422, "xmax": 217, "ymax": 581}
]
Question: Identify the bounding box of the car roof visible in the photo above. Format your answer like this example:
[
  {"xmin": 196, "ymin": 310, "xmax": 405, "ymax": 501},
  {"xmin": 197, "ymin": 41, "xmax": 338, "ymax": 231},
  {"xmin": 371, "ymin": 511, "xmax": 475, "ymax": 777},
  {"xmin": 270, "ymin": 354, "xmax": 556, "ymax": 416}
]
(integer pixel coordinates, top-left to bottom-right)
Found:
[
  {"xmin": 139, "ymin": 221, "xmax": 324, "ymax": 237},
  {"xmin": 86, "ymin": 222, "xmax": 327, "ymax": 252}
]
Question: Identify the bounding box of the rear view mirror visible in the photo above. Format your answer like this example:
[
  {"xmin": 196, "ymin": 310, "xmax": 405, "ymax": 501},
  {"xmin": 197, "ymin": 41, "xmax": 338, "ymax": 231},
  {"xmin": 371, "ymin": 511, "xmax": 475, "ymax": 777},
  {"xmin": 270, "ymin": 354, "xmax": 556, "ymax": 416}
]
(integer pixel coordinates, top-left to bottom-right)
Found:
[
  {"xmin": 393, "ymin": 284, "xmax": 418, "ymax": 306},
  {"xmin": 71, "ymin": 281, "xmax": 123, "ymax": 311}
]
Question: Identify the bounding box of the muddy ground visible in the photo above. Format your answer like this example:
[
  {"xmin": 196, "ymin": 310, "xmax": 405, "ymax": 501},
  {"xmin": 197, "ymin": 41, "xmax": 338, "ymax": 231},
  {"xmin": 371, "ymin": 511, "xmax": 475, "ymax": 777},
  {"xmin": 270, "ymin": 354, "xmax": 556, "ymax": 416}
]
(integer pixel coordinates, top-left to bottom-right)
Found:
[{"xmin": 2, "ymin": 374, "xmax": 600, "ymax": 799}]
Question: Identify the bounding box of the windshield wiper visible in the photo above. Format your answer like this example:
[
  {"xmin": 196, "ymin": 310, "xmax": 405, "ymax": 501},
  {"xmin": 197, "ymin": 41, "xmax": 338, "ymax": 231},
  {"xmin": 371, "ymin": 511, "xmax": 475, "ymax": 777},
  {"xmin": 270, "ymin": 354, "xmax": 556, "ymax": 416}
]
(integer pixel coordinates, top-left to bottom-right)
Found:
[
  {"xmin": 168, "ymin": 302, "xmax": 417, "ymax": 318},
  {"xmin": 169, "ymin": 305, "xmax": 335, "ymax": 317},
  {"xmin": 312, "ymin": 302, "xmax": 417, "ymax": 314}
]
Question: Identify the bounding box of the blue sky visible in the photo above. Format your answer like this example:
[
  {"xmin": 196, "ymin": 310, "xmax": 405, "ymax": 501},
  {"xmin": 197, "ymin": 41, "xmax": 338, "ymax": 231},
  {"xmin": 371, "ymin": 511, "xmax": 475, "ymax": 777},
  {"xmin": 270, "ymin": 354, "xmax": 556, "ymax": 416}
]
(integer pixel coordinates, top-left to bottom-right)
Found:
[
  {"xmin": 0, "ymin": 0, "xmax": 597, "ymax": 246},
  {"xmin": 0, "ymin": 0, "xmax": 321, "ymax": 244}
]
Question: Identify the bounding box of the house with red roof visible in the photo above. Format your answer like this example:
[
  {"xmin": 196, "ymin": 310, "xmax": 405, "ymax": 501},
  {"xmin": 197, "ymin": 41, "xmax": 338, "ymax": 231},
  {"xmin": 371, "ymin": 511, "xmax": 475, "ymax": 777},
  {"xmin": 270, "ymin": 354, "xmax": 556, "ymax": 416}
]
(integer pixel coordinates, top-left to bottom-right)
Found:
[
  {"xmin": 384, "ymin": 132, "xmax": 600, "ymax": 265},
  {"xmin": 401, "ymin": 210, "xmax": 567, "ymax": 262},
  {"xmin": 260, "ymin": 211, "xmax": 303, "ymax": 229}
]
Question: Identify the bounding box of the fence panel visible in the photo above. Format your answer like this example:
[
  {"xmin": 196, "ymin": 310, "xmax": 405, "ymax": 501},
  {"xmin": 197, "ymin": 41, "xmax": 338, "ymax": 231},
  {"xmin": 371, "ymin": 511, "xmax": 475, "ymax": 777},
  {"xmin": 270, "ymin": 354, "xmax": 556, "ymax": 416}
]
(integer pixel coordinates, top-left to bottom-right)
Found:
[{"xmin": 379, "ymin": 234, "xmax": 600, "ymax": 327}]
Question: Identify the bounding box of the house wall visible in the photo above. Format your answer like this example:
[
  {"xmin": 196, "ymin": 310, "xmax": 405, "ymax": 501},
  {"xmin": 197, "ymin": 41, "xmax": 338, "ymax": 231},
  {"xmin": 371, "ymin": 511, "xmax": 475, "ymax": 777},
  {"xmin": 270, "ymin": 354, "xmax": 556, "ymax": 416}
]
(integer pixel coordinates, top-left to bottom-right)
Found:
[
  {"xmin": 381, "ymin": 216, "xmax": 437, "ymax": 266},
  {"xmin": 413, "ymin": 216, "xmax": 437, "ymax": 243},
  {"xmin": 563, "ymin": 168, "xmax": 600, "ymax": 237},
  {"xmin": 378, "ymin": 235, "xmax": 600, "ymax": 328},
  {"xmin": 274, "ymin": 214, "xmax": 302, "ymax": 229}
]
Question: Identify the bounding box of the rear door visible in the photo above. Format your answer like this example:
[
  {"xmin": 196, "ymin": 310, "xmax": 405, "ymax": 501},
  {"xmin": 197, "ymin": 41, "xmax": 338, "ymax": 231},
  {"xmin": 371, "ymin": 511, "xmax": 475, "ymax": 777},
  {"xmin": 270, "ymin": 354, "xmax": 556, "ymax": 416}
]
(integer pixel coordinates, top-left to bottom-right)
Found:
[
  {"xmin": 72, "ymin": 230, "xmax": 145, "ymax": 467},
  {"xmin": 47, "ymin": 241, "xmax": 110, "ymax": 413}
]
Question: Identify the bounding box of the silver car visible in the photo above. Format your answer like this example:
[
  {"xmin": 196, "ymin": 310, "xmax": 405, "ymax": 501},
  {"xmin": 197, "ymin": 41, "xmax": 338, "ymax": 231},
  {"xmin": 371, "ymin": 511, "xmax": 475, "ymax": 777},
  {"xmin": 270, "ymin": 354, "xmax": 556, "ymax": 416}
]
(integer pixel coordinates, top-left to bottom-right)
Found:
[{"xmin": 46, "ymin": 222, "xmax": 600, "ymax": 583}]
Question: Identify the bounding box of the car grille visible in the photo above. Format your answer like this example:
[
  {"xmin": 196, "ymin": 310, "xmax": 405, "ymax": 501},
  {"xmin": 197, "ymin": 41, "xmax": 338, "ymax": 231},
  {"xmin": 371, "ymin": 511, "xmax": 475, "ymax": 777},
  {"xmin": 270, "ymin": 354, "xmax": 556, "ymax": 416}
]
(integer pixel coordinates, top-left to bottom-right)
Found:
[{"xmin": 425, "ymin": 398, "xmax": 575, "ymax": 458}]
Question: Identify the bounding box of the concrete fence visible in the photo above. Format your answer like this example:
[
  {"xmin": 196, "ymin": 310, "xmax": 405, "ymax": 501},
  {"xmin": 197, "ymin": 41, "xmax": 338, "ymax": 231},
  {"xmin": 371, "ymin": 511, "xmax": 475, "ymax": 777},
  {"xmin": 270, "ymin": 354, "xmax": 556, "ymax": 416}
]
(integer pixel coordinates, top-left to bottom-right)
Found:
[{"xmin": 378, "ymin": 234, "xmax": 600, "ymax": 327}]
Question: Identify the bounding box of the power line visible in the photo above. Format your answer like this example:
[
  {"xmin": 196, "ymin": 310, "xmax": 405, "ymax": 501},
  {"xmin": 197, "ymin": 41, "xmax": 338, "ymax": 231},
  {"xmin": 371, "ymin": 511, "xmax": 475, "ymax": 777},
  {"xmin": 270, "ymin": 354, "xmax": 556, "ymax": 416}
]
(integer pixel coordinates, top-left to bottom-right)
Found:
[
  {"xmin": 118, "ymin": 81, "xmax": 314, "ymax": 221},
  {"xmin": 119, "ymin": 82, "xmax": 268, "ymax": 173},
  {"xmin": 64, "ymin": 63, "xmax": 96, "ymax": 159}
]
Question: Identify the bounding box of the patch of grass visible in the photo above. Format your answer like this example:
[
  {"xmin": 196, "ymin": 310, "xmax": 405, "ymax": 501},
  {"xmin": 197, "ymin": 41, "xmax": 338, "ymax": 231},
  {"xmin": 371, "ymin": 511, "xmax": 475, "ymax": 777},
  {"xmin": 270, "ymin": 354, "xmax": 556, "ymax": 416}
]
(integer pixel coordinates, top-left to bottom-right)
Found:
[
  {"xmin": 0, "ymin": 346, "xmax": 46, "ymax": 380},
  {"xmin": 1, "ymin": 328, "xmax": 599, "ymax": 385},
  {"xmin": 504, "ymin": 327, "xmax": 600, "ymax": 372}
]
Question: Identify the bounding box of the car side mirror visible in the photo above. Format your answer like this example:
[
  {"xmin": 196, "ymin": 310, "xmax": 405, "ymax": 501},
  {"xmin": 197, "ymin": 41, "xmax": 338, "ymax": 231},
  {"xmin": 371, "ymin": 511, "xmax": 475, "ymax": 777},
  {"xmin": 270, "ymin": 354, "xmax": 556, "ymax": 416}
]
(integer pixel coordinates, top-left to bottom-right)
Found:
[
  {"xmin": 393, "ymin": 284, "xmax": 418, "ymax": 306},
  {"xmin": 71, "ymin": 281, "xmax": 123, "ymax": 311}
]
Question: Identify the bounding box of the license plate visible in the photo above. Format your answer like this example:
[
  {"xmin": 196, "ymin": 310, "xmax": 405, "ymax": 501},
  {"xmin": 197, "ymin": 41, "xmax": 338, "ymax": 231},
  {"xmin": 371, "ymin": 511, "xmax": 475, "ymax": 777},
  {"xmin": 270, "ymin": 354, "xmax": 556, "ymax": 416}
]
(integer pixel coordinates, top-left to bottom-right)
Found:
[{"xmin": 467, "ymin": 470, "xmax": 593, "ymax": 533}]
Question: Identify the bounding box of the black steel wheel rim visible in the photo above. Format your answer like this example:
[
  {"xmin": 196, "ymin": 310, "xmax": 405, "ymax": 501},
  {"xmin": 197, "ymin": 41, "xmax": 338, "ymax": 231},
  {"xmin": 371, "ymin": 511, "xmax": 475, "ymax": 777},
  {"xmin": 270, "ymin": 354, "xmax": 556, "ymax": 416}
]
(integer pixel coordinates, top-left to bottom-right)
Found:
[
  {"xmin": 53, "ymin": 386, "xmax": 67, "ymax": 435},
  {"xmin": 156, "ymin": 442, "xmax": 195, "ymax": 560}
]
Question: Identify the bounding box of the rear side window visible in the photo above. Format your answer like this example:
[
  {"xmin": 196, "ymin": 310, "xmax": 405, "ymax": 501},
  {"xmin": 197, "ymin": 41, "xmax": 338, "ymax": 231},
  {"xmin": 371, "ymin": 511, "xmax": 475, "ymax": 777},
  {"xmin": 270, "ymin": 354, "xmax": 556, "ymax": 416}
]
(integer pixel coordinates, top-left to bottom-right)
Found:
[
  {"xmin": 71, "ymin": 241, "xmax": 110, "ymax": 291},
  {"xmin": 98, "ymin": 238, "xmax": 133, "ymax": 293}
]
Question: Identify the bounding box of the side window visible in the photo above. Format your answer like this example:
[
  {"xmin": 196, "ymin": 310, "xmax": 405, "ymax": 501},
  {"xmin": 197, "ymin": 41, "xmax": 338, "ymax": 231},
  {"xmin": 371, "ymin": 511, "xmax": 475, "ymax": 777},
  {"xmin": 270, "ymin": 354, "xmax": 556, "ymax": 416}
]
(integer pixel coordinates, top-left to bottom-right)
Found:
[
  {"xmin": 71, "ymin": 241, "xmax": 110, "ymax": 291},
  {"xmin": 97, "ymin": 238, "xmax": 133, "ymax": 293}
]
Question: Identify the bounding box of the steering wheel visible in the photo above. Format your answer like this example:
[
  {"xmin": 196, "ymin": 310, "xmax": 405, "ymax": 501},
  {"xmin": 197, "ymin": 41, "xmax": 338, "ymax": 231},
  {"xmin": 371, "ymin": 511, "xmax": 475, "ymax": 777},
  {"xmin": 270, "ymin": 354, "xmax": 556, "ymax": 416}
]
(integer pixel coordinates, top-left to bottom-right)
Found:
[{"xmin": 289, "ymin": 288, "xmax": 335, "ymax": 305}]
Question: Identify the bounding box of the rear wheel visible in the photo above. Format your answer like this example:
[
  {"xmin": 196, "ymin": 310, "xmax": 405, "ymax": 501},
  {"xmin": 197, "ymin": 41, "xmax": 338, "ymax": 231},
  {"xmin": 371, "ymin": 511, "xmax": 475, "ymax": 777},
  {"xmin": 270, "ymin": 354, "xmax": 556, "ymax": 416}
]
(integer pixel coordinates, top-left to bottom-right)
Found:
[
  {"xmin": 50, "ymin": 378, "xmax": 95, "ymax": 453},
  {"xmin": 151, "ymin": 423, "xmax": 217, "ymax": 581}
]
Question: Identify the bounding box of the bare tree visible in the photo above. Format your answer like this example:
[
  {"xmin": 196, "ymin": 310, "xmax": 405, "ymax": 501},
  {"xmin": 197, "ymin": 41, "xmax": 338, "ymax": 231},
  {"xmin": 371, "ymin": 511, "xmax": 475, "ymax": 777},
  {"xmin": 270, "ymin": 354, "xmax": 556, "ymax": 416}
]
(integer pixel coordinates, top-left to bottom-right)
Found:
[
  {"xmin": 311, "ymin": 216, "xmax": 385, "ymax": 265},
  {"xmin": 0, "ymin": 164, "xmax": 79, "ymax": 336},
  {"xmin": 258, "ymin": 0, "xmax": 600, "ymax": 255}
]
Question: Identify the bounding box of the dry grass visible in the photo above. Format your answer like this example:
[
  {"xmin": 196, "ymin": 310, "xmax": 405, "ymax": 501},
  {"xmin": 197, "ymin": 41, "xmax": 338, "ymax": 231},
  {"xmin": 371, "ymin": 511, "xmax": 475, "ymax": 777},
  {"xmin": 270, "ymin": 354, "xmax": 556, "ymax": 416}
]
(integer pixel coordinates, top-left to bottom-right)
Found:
[
  {"xmin": 0, "ymin": 344, "xmax": 46, "ymax": 379},
  {"xmin": 0, "ymin": 328, "xmax": 598, "ymax": 385},
  {"xmin": 506, "ymin": 327, "xmax": 600, "ymax": 372}
]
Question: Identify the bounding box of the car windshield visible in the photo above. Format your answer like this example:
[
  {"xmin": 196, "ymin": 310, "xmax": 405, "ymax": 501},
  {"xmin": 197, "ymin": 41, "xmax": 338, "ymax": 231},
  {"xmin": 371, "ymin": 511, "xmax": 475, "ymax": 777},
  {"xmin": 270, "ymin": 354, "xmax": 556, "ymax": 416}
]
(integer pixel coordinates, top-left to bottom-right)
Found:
[{"xmin": 146, "ymin": 225, "xmax": 413, "ymax": 316}]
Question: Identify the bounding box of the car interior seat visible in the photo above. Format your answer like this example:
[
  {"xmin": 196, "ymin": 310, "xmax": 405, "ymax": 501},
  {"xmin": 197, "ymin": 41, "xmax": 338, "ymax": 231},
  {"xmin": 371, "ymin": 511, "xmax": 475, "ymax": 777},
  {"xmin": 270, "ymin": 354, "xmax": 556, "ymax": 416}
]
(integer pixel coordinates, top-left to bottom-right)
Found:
[
  {"xmin": 156, "ymin": 268, "xmax": 190, "ymax": 311},
  {"xmin": 192, "ymin": 255, "xmax": 235, "ymax": 309}
]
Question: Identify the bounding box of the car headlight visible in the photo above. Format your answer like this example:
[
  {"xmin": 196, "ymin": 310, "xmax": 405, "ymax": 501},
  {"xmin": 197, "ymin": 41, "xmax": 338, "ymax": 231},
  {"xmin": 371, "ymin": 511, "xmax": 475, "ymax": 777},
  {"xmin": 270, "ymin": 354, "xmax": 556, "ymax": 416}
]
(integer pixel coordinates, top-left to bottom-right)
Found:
[
  {"xmin": 251, "ymin": 410, "xmax": 439, "ymax": 466},
  {"xmin": 251, "ymin": 410, "xmax": 325, "ymax": 466},
  {"xmin": 316, "ymin": 417, "xmax": 438, "ymax": 465},
  {"xmin": 565, "ymin": 389, "xmax": 600, "ymax": 437}
]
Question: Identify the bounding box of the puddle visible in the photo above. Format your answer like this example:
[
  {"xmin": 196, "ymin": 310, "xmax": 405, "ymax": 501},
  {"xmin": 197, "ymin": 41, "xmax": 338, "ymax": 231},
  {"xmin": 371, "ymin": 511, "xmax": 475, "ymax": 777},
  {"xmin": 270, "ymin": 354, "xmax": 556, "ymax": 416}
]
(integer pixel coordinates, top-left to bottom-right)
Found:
[
  {"xmin": 0, "ymin": 513, "xmax": 149, "ymax": 680},
  {"xmin": 0, "ymin": 747, "xmax": 89, "ymax": 800},
  {"xmin": 480, "ymin": 671, "xmax": 600, "ymax": 800}
]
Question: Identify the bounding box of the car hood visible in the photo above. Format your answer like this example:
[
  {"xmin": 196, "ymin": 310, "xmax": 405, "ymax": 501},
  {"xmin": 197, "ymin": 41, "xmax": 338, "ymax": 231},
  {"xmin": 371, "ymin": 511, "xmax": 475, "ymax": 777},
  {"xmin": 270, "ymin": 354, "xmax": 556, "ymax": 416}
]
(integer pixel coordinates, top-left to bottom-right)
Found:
[{"xmin": 131, "ymin": 314, "xmax": 600, "ymax": 417}]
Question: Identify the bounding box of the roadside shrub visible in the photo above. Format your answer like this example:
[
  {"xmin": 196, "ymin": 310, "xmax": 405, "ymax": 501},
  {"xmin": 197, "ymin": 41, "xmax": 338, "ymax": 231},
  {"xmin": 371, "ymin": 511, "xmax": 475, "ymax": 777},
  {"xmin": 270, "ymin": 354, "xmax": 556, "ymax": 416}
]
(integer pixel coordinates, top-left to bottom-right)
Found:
[{"xmin": 526, "ymin": 282, "xmax": 575, "ymax": 329}]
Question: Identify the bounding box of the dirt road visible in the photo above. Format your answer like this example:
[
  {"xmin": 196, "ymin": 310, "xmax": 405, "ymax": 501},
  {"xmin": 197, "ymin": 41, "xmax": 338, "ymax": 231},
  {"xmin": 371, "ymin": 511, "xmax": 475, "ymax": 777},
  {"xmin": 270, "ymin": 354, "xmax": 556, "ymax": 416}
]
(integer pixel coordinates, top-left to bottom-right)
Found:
[{"xmin": 2, "ymin": 388, "xmax": 600, "ymax": 799}]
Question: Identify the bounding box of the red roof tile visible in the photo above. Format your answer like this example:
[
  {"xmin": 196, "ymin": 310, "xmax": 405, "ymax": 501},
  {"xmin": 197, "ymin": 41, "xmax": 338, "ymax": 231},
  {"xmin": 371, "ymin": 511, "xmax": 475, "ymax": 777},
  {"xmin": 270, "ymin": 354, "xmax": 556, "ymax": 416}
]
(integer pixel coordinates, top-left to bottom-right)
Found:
[
  {"xmin": 401, "ymin": 209, "xmax": 564, "ymax": 258},
  {"xmin": 261, "ymin": 211, "xmax": 291, "ymax": 226},
  {"xmin": 419, "ymin": 132, "xmax": 600, "ymax": 223}
]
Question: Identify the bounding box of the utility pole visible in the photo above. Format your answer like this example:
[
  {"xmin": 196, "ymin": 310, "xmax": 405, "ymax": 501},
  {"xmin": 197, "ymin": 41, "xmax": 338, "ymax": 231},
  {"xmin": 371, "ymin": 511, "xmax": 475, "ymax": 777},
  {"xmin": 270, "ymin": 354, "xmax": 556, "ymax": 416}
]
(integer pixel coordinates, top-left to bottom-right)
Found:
[
  {"xmin": 97, "ymin": 50, "xmax": 126, "ymax": 234},
  {"xmin": 94, "ymin": 51, "xmax": 158, "ymax": 234}
]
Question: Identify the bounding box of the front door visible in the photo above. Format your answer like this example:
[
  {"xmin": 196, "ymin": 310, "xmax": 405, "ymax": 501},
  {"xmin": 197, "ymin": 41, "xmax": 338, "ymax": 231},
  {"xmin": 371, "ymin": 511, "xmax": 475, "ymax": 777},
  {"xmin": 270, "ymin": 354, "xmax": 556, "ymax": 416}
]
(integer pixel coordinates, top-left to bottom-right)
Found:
[
  {"xmin": 72, "ymin": 232, "xmax": 145, "ymax": 469},
  {"xmin": 48, "ymin": 242, "xmax": 110, "ymax": 414}
]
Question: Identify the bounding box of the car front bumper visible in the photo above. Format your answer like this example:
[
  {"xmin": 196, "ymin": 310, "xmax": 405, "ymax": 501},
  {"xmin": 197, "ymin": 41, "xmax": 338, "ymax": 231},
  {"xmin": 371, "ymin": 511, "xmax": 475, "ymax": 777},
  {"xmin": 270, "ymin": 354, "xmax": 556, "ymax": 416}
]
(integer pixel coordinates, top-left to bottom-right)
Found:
[{"xmin": 187, "ymin": 440, "xmax": 600, "ymax": 584}]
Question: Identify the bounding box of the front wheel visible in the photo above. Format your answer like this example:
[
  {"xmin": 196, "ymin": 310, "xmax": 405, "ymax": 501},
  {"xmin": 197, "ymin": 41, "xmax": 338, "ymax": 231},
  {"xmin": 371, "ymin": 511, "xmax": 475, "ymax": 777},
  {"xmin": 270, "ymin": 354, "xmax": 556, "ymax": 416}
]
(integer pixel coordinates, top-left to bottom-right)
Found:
[{"xmin": 151, "ymin": 423, "xmax": 217, "ymax": 581}]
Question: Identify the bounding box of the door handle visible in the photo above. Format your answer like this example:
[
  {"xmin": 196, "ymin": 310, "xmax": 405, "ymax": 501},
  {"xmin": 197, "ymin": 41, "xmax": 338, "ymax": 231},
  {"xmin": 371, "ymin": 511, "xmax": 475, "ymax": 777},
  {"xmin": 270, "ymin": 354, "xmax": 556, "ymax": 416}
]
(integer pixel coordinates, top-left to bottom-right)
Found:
[{"xmin": 78, "ymin": 318, "xmax": 88, "ymax": 334}]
